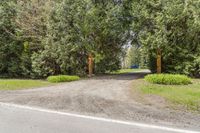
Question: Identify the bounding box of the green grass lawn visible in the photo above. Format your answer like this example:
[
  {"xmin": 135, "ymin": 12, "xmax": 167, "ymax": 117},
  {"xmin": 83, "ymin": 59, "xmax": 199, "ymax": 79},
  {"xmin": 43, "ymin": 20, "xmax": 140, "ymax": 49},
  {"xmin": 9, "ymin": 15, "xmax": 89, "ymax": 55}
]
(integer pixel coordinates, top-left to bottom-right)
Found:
[
  {"xmin": 135, "ymin": 79, "xmax": 200, "ymax": 111},
  {"xmin": 0, "ymin": 79, "xmax": 52, "ymax": 90},
  {"xmin": 109, "ymin": 69, "xmax": 148, "ymax": 74}
]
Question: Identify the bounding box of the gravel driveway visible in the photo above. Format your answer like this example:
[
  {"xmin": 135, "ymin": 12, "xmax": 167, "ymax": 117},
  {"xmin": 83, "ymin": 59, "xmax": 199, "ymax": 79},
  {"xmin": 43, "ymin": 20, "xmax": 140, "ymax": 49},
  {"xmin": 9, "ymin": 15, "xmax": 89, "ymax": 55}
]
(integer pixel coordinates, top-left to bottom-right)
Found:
[{"xmin": 0, "ymin": 72, "xmax": 200, "ymax": 131}]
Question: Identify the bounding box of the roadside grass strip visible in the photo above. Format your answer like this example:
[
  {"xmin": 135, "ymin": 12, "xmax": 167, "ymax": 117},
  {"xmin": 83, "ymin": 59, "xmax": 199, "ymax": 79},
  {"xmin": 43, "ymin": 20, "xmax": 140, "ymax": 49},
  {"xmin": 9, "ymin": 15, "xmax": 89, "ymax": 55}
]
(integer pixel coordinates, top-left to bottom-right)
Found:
[{"xmin": 0, "ymin": 79, "xmax": 52, "ymax": 90}]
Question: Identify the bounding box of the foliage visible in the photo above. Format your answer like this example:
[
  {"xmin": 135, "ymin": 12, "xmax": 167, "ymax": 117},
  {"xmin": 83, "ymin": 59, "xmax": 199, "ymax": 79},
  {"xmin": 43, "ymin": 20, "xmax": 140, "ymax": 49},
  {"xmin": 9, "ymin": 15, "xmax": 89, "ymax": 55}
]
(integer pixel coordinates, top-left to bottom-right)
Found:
[
  {"xmin": 47, "ymin": 75, "xmax": 80, "ymax": 83},
  {"xmin": 34, "ymin": 0, "xmax": 89, "ymax": 77},
  {"xmin": 131, "ymin": 0, "xmax": 200, "ymax": 77},
  {"xmin": 0, "ymin": 0, "xmax": 51, "ymax": 77},
  {"xmin": 20, "ymin": 42, "xmax": 32, "ymax": 76},
  {"xmin": 145, "ymin": 74, "xmax": 192, "ymax": 85},
  {"xmin": 31, "ymin": 49, "xmax": 59, "ymax": 78},
  {"xmin": 0, "ymin": 0, "xmax": 132, "ymax": 78},
  {"xmin": 31, "ymin": 0, "xmax": 131, "ymax": 77},
  {"xmin": 0, "ymin": 1, "xmax": 23, "ymax": 77},
  {"xmin": 15, "ymin": 0, "xmax": 52, "ymax": 44},
  {"xmin": 0, "ymin": 0, "xmax": 200, "ymax": 78}
]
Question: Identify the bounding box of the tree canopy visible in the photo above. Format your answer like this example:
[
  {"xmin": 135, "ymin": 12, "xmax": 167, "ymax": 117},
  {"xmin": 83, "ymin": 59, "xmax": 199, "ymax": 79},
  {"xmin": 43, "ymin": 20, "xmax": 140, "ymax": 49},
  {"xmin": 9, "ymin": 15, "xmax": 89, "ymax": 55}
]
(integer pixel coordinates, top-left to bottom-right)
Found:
[
  {"xmin": 0, "ymin": 0, "xmax": 199, "ymax": 78},
  {"xmin": 132, "ymin": 0, "xmax": 200, "ymax": 77}
]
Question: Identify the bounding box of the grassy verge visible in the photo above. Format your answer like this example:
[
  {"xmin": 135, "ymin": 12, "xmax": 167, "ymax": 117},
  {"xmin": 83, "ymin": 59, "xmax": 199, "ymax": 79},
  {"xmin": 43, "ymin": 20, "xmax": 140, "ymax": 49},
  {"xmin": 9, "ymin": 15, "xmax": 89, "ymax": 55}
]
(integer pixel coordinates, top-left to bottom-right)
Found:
[
  {"xmin": 109, "ymin": 69, "xmax": 148, "ymax": 74},
  {"xmin": 132, "ymin": 79, "xmax": 200, "ymax": 112},
  {"xmin": 0, "ymin": 79, "xmax": 52, "ymax": 90}
]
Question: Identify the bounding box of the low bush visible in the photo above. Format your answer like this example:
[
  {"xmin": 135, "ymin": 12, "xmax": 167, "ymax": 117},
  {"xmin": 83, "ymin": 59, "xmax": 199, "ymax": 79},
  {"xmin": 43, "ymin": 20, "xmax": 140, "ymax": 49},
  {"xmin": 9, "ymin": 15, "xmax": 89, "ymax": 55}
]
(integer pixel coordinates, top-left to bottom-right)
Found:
[
  {"xmin": 47, "ymin": 75, "xmax": 80, "ymax": 83},
  {"xmin": 145, "ymin": 74, "xmax": 192, "ymax": 85}
]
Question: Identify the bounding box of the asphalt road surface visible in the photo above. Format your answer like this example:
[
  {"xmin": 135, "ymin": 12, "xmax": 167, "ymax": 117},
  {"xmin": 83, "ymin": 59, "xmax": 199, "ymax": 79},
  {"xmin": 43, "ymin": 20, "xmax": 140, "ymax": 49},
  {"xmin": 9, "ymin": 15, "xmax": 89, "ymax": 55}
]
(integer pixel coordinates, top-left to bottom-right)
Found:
[{"xmin": 0, "ymin": 103, "xmax": 199, "ymax": 133}]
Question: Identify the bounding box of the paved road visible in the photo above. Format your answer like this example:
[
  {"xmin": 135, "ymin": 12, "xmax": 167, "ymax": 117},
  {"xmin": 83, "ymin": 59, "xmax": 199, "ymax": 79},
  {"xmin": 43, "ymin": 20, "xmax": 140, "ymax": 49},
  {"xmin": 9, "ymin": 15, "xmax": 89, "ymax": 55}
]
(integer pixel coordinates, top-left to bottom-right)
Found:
[{"xmin": 0, "ymin": 104, "xmax": 199, "ymax": 133}]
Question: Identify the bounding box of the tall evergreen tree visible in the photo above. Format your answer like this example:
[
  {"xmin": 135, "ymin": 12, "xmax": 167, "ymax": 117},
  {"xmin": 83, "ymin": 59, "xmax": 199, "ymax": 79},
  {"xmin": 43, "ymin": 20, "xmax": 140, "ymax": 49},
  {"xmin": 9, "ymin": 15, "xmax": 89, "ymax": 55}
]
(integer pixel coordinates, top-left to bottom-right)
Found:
[
  {"xmin": 0, "ymin": 1, "xmax": 23, "ymax": 77},
  {"xmin": 31, "ymin": 0, "xmax": 131, "ymax": 77},
  {"xmin": 132, "ymin": 0, "xmax": 200, "ymax": 77}
]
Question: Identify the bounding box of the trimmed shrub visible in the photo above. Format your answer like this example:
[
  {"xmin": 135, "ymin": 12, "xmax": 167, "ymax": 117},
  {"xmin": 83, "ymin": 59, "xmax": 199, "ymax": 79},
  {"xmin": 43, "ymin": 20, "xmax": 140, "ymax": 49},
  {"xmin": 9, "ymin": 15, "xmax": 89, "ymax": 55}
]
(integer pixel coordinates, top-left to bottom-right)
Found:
[
  {"xmin": 145, "ymin": 74, "xmax": 192, "ymax": 85},
  {"xmin": 47, "ymin": 75, "xmax": 80, "ymax": 83}
]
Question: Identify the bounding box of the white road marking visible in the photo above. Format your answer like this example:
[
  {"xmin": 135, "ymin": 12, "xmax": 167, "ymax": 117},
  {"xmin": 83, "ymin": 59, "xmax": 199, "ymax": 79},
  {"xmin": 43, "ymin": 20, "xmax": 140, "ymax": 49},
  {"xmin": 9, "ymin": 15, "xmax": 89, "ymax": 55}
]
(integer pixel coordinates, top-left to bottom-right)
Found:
[{"xmin": 0, "ymin": 102, "xmax": 199, "ymax": 133}]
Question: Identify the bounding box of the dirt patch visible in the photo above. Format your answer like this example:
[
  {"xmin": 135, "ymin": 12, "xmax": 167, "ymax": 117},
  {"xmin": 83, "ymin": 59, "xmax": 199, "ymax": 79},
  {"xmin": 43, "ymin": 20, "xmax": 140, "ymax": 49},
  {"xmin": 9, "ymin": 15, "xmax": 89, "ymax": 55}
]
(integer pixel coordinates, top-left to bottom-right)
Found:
[
  {"xmin": 0, "ymin": 72, "xmax": 200, "ymax": 130},
  {"xmin": 144, "ymin": 94, "xmax": 168, "ymax": 107}
]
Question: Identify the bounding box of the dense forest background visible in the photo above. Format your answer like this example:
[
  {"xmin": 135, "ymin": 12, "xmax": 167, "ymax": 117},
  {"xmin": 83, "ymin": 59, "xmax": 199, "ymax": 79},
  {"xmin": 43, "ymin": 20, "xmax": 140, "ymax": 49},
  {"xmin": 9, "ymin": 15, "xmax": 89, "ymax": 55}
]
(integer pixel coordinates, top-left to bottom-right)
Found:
[{"xmin": 0, "ymin": 0, "xmax": 199, "ymax": 78}]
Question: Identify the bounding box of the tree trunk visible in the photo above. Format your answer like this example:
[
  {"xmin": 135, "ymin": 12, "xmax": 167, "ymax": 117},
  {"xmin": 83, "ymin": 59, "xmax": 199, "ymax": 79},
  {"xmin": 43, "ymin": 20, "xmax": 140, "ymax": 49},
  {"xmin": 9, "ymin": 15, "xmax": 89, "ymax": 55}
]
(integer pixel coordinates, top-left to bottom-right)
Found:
[
  {"xmin": 88, "ymin": 53, "xmax": 94, "ymax": 77},
  {"xmin": 157, "ymin": 48, "xmax": 162, "ymax": 74}
]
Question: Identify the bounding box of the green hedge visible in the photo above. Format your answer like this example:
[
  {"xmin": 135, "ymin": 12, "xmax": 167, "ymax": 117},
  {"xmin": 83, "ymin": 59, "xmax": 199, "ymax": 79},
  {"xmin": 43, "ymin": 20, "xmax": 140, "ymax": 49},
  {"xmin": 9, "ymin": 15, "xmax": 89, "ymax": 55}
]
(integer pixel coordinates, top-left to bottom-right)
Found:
[
  {"xmin": 47, "ymin": 75, "xmax": 80, "ymax": 83},
  {"xmin": 145, "ymin": 74, "xmax": 192, "ymax": 85}
]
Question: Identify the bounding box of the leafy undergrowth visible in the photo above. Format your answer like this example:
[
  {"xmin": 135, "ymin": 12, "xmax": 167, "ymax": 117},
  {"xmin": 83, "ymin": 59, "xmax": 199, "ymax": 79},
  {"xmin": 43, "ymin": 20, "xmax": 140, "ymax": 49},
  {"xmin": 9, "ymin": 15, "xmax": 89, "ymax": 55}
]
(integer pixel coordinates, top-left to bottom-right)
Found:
[
  {"xmin": 0, "ymin": 79, "xmax": 52, "ymax": 90},
  {"xmin": 133, "ymin": 79, "xmax": 200, "ymax": 112},
  {"xmin": 145, "ymin": 74, "xmax": 192, "ymax": 85},
  {"xmin": 47, "ymin": 75, "xmax": 80, "ymax": 83}
]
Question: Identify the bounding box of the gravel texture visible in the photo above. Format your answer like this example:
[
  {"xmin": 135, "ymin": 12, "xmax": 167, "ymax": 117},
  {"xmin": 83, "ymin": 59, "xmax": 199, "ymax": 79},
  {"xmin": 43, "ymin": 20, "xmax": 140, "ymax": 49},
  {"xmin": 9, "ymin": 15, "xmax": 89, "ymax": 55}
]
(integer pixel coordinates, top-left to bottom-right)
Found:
[{"xmin": 0, "ymin": 72, "xmax": 200, "ymax": 131}]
